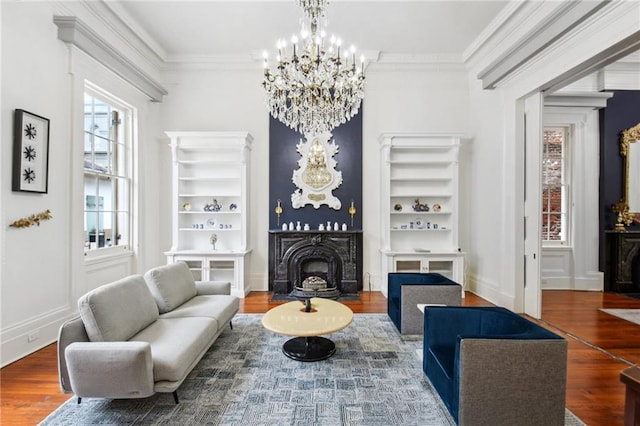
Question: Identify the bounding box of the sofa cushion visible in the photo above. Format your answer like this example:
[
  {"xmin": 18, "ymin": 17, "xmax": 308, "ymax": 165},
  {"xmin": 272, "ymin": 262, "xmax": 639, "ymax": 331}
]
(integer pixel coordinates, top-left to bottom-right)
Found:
[
  {"xmin": 78, "ymin": 275, "xmax": 159, "ymax": 342},
  {"xmin": 159, "ymin": 295, "xmax": 239, "ymax": 329},
  {"xmin": 144, "ymin": 263, "xmax": 198, "ymax": 313},
  {"xmin": 130, "ymin": 317, "xmax": 218, "ymax": 382}
]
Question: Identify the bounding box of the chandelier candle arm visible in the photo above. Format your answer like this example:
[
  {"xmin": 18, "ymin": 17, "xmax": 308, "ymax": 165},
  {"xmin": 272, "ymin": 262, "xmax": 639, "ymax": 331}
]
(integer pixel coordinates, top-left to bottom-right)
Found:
[{"xmin": 262, "ymin": 0, "xmax": 365, "ymax": 137}]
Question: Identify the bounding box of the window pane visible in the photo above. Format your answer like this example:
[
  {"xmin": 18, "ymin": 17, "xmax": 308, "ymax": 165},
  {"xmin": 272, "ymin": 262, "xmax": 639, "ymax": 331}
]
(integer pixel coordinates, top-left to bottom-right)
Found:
[
  {"xmin": 544, "ymin": 130, "xmax": 563, "ymax": 158},
  {"xmin": 115, "ymin": 211, "xmax": 129, "ymax": 247},
  {"xmin": 542, "ymin": 187, "xmax": 550, "ymax": 211},
  {"xmin": 548, "ymin": 186, "xmax": 562, "ymax": 212},
  {"xmin": 546, "ymin": 214, "xmax": 563, "ymax": 240},
  {"xmin": 542, "ymin": 214, "xmax": 552, "ymax": 240},
  {"xmin": 543, "ymin": 158, "xmax": 562, "ymax": 185}
]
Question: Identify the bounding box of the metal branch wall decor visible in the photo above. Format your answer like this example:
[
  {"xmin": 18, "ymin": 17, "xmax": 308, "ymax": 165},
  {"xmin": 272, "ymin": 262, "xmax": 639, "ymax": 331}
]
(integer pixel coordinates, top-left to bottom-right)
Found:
[{"xmin": 9, "ymin": 209, "xmax": 53, "ymax": 228}]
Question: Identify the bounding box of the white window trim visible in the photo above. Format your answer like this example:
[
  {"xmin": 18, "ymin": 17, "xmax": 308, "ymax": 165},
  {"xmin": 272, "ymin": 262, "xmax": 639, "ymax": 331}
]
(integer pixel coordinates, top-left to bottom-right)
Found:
[
  {"xmin": 542, "ymin": 125, "xmax": 572, "ymax": 247},
  {"xmin": 83, "ymin": 82, "xmax": 136, "ymax": 260}
]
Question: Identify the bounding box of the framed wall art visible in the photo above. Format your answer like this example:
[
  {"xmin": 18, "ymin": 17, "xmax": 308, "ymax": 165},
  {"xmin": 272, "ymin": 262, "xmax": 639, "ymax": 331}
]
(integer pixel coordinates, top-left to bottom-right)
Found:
[{"xmin": 12, "ymin": 109, "xmax": 50, "ymax": 193}]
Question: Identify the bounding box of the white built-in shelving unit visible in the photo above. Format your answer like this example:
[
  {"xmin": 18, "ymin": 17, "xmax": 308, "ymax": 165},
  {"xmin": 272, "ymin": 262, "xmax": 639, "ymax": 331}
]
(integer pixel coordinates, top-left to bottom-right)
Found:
[
  {"xmin": 165, "ymin": 131, "xmax": 252, "ymax": 297},
  {"xmin": 379, "ymin": 133, "xmax": 465, "ymax": 296}
]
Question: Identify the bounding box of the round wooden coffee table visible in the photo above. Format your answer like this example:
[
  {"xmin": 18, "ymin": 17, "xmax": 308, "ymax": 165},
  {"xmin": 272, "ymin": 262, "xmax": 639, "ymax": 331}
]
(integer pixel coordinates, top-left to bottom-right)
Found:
[{"xmin": 262, "ymin": 297, "xmax": 354, "ymax": 361}]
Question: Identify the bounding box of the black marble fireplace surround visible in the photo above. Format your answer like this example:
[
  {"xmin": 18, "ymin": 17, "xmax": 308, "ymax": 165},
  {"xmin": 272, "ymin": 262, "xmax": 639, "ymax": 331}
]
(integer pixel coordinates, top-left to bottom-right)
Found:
[
  {"xmin": 269, "ymin": 231, "xmax": 363, "ymax": 300},
  {"xmin": 605, "ymin": 231, "xmax": 640, "ymax": 292}
]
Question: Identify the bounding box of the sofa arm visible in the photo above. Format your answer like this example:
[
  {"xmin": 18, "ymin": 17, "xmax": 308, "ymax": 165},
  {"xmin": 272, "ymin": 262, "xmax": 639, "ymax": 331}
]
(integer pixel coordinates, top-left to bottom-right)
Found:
[
  {"xmin": 196, "ymin": 281, "xmax": 231, "ymax": 295},
  {"xmin": 456, "ymin": 338, "xmax": 567, "ymax": 425},
  {"xmin": 65, "ymin": 341, "xmax": 155, "ymax": 399}
]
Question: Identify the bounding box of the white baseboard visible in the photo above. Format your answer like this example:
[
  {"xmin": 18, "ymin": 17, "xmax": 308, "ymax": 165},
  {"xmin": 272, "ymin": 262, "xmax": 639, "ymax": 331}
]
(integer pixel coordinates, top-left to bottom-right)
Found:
[{"xmin": 1, "ymin": 307, "xmax": 75, "ymax": 367}]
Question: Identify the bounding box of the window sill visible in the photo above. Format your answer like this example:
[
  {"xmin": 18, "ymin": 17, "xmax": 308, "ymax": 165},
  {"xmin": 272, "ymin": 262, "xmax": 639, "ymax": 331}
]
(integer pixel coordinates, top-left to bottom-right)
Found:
[
  {"xmin": 84, "ymin": 246, "xmax": 133, "ymax": 266},
  {"xmin": 541, "ymin": 245, "xmax": 572, "ymax": 251}
]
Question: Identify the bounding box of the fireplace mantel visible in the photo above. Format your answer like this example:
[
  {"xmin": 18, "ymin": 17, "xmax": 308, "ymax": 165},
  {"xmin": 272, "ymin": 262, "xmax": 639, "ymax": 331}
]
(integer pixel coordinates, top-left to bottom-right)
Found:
[{"xmin": 268, "ymin": 231, "xmax": 363, "ymax": 298}]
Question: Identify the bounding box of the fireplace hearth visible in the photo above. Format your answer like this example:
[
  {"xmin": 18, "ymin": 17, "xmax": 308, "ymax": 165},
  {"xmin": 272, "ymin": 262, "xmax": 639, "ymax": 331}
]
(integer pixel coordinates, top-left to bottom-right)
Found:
[{"xmin": 269, "ymin": 231, "xmax": 362, "ymax": 300}]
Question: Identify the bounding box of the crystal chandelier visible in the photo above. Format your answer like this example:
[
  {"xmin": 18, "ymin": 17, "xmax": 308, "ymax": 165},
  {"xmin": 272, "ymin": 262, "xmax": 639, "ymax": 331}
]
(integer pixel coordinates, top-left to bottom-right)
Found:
[{"xmin": 262, "ymin": 0, "xmax": 365, "ymax": 137}]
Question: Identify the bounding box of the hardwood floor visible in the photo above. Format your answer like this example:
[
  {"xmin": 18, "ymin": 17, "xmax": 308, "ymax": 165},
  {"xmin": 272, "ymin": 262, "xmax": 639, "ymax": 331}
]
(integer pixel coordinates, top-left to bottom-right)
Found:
[{"xmin": 1, "ymin": 290, "xmax": 637, "ymax": 425}]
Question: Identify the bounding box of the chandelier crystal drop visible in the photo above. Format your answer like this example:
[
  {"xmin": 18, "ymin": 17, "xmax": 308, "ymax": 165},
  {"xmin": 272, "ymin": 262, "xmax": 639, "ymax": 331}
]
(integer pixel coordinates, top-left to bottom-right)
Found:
[{"xmin": 262, "ymin": 0, "xmax": 365, "ymax": 137}]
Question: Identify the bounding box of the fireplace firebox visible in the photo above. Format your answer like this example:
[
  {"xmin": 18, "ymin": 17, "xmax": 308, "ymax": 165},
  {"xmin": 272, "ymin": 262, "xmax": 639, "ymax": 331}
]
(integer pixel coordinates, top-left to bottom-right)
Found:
[{"xmin": 269, "ymin": 231, "xmax": 362, "ymax": 299}]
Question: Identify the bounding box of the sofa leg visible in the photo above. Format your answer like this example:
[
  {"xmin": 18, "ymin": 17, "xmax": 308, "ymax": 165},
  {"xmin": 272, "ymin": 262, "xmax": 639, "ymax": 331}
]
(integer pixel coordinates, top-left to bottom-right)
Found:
[
  {"xmin": 229, "ymin": 321, "xmax": 233, "ymax": 330},
  {"xmin": 77, "ymin": 397, "xmax": 82, "ymax": 404},
  {"xmin": 172, "ymin": 391, "xmax": 179, "ymax": 404}
]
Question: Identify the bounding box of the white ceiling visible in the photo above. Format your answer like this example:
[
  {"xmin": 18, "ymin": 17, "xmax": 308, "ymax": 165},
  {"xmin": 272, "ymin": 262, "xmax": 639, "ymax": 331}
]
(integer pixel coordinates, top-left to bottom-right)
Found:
[{"xmin": 114, "ymin": 1, "xmax": 509, "ymax": 62}]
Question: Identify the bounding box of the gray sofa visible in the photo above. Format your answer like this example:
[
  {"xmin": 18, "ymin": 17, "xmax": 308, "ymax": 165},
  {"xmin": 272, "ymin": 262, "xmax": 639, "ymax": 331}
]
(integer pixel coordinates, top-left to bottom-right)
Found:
[{"xmin": 57, "ymin": 262, "xmax": 239, "ymax": 403}]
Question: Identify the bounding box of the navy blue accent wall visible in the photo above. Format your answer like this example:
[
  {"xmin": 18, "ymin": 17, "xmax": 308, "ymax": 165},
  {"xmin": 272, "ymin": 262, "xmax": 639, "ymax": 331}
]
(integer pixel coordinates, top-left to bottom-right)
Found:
[
  {"xmin": 599, "ymin": 90, "xmax": 640, "ymax": 270},
  {"xmin": 268, "ymin": 109, "xmax": 363, "ymax": 231}
]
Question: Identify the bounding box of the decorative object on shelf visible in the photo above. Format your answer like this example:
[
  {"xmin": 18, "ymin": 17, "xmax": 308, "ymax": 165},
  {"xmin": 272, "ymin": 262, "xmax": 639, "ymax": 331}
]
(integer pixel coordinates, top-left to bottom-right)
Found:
[
  {"xmin": 12, "ymin": 109, "xmax": 50, "ymax": 194},
  {"xmin": 204, "ymin": 199, "xmax": 222, "ymax": 212},
  {"xmin": 348, "ymin": 200, "xmax": 357, "ymax": 227},
  {"xmin": 207, "ymin": 218, "xmax": 216, "ymax": 228},
  {"xmin": 289, "ymin": 221, "xmax": 294, "ymax": 231},
  {"xmin": 393, "ymin": 203, "xmax": 403, "ymax": 212},
  {"xmin": 415, "ymin": 218, "xmax": 424, "ymax": 229},
  {"xmin": 282, "ymin": 223, "xmax": 288, "ymax": 231},
  {"xmin": 229, "ymin": 203, "xmax": 237, "ymax": 211},
  {"xmin": 210, "ymin": 233, "xmax": 217, "ymax": 250},
  {"xmin": 296, "ymin": 221, "xmax": 302, "ymax": 231},
  {"xmin": 274, "ymin": 199, "xmax": 283, "ymax": 225},
  {"xmin": 9, "ymin": 209, "xmax": 52, "ymax": 228},
  {"xmin": 413, "ymin": 198, "xmax": 429, "ymax": 212},
  {"xmin": 613, "ymin": 201, "xmax": 635, "ymax": 231},
  {"xmin": 433, "ymin": 203, "xmax": 441, "ymax": 212},
  {"xmin": 333, "ymin": 222, "xmax": 339, "ymax": 231},
  {"xmin": 261, "ymin": 0, "xmax": 365, "ymax": 137},
  {"xmin": 319, "ymin": 224, "xmax": 325, "ymax": 231},
  {"xmin": 291, "ymin": 133, "xmax": 343, "ymax": 209},
  {"xmin": 182, "ymin": 202, "xmax": 191, "ymax": 211},
  {"xmin": 304, "ymin": 223, "xmax": 310, "ymax": 231},
  {"xmin": 342, "ymin": 223, "xmax": 347, "ymax": 231}
]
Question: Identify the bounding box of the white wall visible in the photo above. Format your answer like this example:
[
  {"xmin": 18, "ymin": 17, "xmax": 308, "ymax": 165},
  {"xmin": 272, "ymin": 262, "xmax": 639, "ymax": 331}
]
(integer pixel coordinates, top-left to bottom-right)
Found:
[
  {"xmin": 157, "ymin": 66, "xmax": 271, "ymax": 290},
  {"xmin": 1, "ymin": 2, "xmax": 75, "ymax": 366},
  {"xmin": 362, "ymin": 65, "xmax": 470, "ymax": 288},
  {"xmin": 464, "ymin": 0, "xmax": 640, "ymax": 311},
  {"xmin": 0, "ymin": 2, "xmax": 163, "ymax": 366}
]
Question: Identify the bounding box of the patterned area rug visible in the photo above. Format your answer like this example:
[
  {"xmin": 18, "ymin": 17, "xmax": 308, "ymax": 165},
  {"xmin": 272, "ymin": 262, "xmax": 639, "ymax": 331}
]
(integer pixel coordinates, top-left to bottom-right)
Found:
[
  {"xmin": 601, "ymin": 308, "xmax": 640, "ymax": 326},
  {"xmin": 40, "ymin": 314, "xmax": 584, "ymax": 426}
]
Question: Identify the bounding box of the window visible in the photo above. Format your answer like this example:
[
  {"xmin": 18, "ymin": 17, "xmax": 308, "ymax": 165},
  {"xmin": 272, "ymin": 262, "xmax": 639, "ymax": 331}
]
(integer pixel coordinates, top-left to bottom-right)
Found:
[
  {"xmin": 83, "ymin": 87, "xmax": 132, "ymax": 253},
  {"xmin": 542, "ymin": 126, "xmax": 570, "ymax": 245}
]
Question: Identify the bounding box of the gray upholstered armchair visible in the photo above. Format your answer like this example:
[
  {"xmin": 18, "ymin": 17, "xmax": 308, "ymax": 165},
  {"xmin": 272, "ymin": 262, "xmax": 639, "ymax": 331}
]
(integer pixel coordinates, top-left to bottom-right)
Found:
[{"xmin": 423, "ymin": 306, "xmax": 568, "ymax": 425}]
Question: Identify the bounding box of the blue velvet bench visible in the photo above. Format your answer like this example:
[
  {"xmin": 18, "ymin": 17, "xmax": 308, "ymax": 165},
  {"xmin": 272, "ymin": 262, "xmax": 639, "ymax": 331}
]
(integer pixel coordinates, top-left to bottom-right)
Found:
[
  {"xmin": 423, "ymin": 306, "xmax": 568, "ymax": 425},
  {"xmin": 387, "ymin": 272, "xmax": 462, "ymax": 334}
]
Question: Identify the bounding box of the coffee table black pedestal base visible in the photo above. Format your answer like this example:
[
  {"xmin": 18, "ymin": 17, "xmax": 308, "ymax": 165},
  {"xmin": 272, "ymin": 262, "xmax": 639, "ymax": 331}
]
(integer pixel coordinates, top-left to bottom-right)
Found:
[{"xmin": 282, "ymin": 336, "xmax": 335, "ymax": 362}]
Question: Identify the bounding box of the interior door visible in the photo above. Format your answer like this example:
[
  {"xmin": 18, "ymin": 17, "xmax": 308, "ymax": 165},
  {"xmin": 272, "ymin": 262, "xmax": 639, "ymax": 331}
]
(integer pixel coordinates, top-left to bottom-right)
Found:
[{"xmin": 523, "ymin": 93, "xmax": 543, "ymax": 318}]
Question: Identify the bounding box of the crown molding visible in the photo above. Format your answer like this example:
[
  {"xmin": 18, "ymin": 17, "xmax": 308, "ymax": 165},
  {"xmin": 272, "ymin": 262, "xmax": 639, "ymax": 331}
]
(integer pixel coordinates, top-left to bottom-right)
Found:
[
  {"xmin": 462, "ymin": 1, "xmax": 527, "ymax": 65},
  {"xmin": 477, "ymin": 0, "xmax": 610, "ymax": 90},
  {"xmin": 54, "ymin": 16, "xmax": 168, "ymax": 102},
  {"xmin": 597, "ymin": 59, "xmax": 640, "ymax": 91},
  {"xmin": 544, "ymin": 91, "xmax": 613, "ymax": 109}
]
